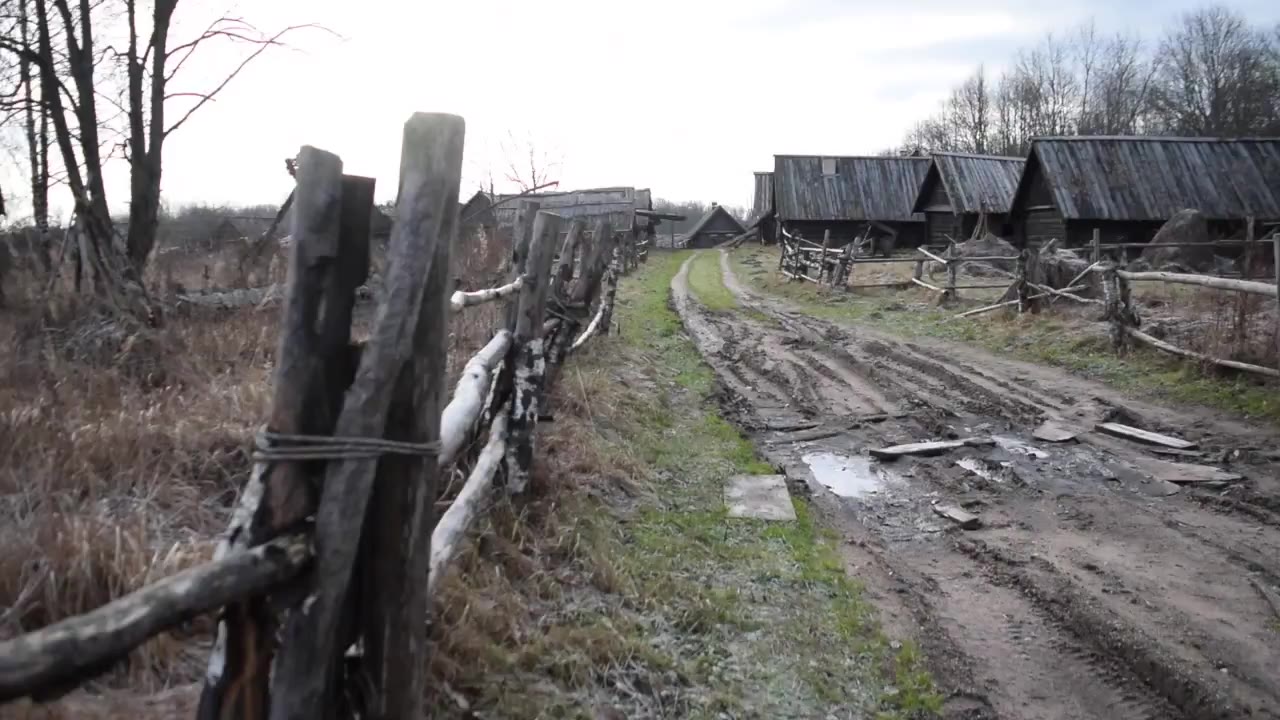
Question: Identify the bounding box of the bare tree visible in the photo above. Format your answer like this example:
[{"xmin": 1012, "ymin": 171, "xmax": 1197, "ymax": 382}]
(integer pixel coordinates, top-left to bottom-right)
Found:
[
  {"xmin": 0, "ymin": 0, "xmax": 318, "ymax": 318},
  {"xmin": 950, "ymin": 65, "xmax": 991, "ymax": 153},
  {"xmin": 501, "ymin": 130, "xmax": 562, "ymax": 193},
  {"xmin": 1152, "ymin": 5, "xmax": 1280, "ymax": 135}
]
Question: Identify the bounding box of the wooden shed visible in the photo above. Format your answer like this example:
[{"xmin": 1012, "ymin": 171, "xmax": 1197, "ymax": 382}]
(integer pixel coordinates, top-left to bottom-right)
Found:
[
  {"xmin": 912, "ymin": 153, "xmax": 1024, "ymax": 244},
  {"xmin": 685, "ymin": 204, "xmax": 746, "ymax": 249},
  {"xmin": 1009, "ymin": 136, "xmax": 1280, "ymax": 249},
  {"xmin": 773, "ymin": 155, "xmax": 930, "ymax": 248}
]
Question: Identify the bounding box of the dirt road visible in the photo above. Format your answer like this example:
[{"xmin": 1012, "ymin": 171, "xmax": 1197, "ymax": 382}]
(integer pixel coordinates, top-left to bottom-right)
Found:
[{"xmin": 673, "ymin": 250, "xmax": 1280, "ymax": 720}]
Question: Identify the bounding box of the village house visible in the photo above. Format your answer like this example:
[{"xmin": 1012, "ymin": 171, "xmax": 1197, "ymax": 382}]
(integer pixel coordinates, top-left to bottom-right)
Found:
[
  {"xmin": 1008, "ymin": 136, "xmax": 1280, "ymax": 248},
  {"xmin": 772, "ymin": 155, "xmax": 930, "ymax": 248},
  {"xmin": 912, "ymin": 152, "xmax": 1025, "ymax": 244},
  {"xmin": 684, "ymin": 203, "xmax": 746, "ymax": 248}
]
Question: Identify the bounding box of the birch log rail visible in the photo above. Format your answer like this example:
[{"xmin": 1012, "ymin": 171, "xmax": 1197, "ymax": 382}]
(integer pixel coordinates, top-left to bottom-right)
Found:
[{"xmin": 0, "ymin": 109, "xmax": 630, "ymax": 715}]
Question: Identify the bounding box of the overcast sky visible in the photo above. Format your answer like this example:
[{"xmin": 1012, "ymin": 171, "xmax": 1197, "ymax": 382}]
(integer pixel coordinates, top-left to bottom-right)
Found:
[{"xmin": 3, "ymin": 0, "xmax": 1279, "ymax": 220}]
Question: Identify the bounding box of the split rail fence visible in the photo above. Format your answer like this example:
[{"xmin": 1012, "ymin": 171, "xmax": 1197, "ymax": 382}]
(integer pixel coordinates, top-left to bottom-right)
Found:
[
  {"xmin": 0, "ymin": 112, "xmax": 635, "ymax": 719},
  {"xmin": 776, "ymin": 223, "xmax": 1280, "ymax": 378}
]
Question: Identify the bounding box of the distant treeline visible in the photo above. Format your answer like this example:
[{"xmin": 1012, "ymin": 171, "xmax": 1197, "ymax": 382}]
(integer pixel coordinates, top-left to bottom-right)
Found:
[{"xmin": 887, "ymin": 4, "xmax": 1280, "ymax": 157}]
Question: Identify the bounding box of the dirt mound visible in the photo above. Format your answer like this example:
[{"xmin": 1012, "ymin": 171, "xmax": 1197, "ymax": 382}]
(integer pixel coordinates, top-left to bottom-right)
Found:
[{"xmin": 1138, "ymin": 209, "xmax": 1214, "ymax": 272}]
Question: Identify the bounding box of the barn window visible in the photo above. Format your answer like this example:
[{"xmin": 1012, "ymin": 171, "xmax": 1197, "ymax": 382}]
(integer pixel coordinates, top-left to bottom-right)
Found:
[{"xmin": 821, "ymin": 157, "xmax": 838, "ymax": 176}]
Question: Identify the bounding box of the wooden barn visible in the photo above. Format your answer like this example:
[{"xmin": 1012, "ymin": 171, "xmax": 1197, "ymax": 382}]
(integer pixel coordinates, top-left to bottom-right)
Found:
[
  {"xmin": 912, "ymin": 153, "xmax": 1024, "ymax": 244},
  {"xmin": 1009, "ymin": 136, "xmax": 1280, "ymax": 248},
  {"xmin": 749, "ymin": 171, "xmax": 776, "ymax": 243},
  {"xmin": 685, "ymin": 204, "xmax": 746, "ymax": 248},
  {"xmin": 490, "ymin": 186, "xmax": 654, "ymax": 238},
  {"xmin": 773, "ymin": 155, "xmax": 930, "ymax": 248}
]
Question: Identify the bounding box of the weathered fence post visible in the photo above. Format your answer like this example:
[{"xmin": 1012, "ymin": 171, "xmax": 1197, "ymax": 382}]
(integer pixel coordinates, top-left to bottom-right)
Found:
[
  {"xmin": 506, "ymin": 210, "xmax": 562, "ymax": 494},
  {"xmin": 504, "ymin": 200, "xmax": 541, "ymax": 327},
  {"xmin": 1091, "ymin": 228, "xmax": 1101, "ymax": 266},
  {"xmin": 599, "ymin": 238, "xmax": 622, "ymax": 335},
  {"xmin": 268, "ymin": 112, "xmax": 465, "ymax": 720},
  {"xmin": 818, "ymin": 230, "xmax": 830, "ymax": 284},
  {"xmin": 1016, "ymin": 249, "xmax": 1029, "ymax": 314},
  {"xmin": 945, "ymin": 244, "xmax": 958, "ymax": 302},
  {"xmin": 1274, "ymin": 231, "xmax": 1280, "ymax": 370},
  {"xmin": 1236, "ymin": 218, "xmax": 1255, "ymax": 353},
  {"xmin": 551, "ymin": 219, "xmax": 585, "ymax": 298},
  {"xmin": 199, "ymin": 145, "xmax": 351, "ymax": 720}
]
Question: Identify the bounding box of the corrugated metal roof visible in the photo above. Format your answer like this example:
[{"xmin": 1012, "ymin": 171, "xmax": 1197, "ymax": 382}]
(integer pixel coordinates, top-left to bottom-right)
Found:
[
  {"xmin": 1011, "ymin": 137, "xmax": 1280, "ymax": 221},
  {"xmin": 912, "ymin": 153, "xmax": 1025, "ymax": 215},
  {"xmin": 751, "ymin": 172, "xmax": 773, "ymax": 220},
  {"xmin": 774, "ymin": 155, "xmax": 930, "ymax": 223},
  {"xmin": 490, "ymin": 186, "xmax": 644, "ymax": 231}
]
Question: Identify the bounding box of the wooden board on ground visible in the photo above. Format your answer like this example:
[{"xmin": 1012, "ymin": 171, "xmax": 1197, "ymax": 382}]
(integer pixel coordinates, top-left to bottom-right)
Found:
[
  {"xmin": 725, "ymin": 475, "xmax": 796, "ymax": 521},
  {"xmin": 1147, "ymin": 447, "xmax": 1205, "ymax": 459},
  {"xmin": 869, "ymin": 437, "xmax": 994, "ymax": 460},
  {"xmin": 1033, "ymin": 420, "xmax": 1080, "ymax": 443},
  {"xmin": 932, "ymin": 503, "xmax": 981, "ymax": 530},
  {"xmin": 1132, "ymin": 458, "xmax": 1242, "ymax": 485},
  {"xmin": 1096, "ymin": 422, "xmax": 1197, "ymax": 450}
]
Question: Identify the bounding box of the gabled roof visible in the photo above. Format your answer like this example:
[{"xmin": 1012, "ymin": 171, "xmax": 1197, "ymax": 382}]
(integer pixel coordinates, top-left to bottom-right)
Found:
[
  {"xmin": 489, "ymin": 186, "xmax": 646, "ymax": 231},
  {"xmin": 773, "ymin": 155, "xmax": 930, "ymax": 223},
  {"xmin": 1009, "ymin": 136, "xmax": 1280, "ymax": 221},
  {"xmin": 687, "ymin": 205, "xmax": 746, "ymax": 239},
  {"xmin": 912, "ymin": 153, "xmax": 1025, "ymax": 215}
]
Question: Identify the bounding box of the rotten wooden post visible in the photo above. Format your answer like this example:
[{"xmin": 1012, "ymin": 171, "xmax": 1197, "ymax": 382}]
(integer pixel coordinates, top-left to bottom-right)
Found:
[
  {"xmin": 199, "ymin": 146, "xmax": 357, "ymax": 720},
  {"xmin": 945, "ymin": 244, "xmax": 958, "ymax": 302},
  {"xmin": 598, "ymin": 237, "xmax": 622, "ymax": 335},
  {"xmin": 506, "ymin": 210, "xmax": 563, "ymax": 493},
  {"xmin": 1274, "ymin": 231, "xmax": 1280, "ymax": 370},
  {"xmin": 504, "ymin": 199, "xmax": 541, "ymax": 328},
  {"xmin": 1236, "ymin": 218, "xmax": 1255, "ymax": 353},
  {"xmin": 1016, "ymin": 249, "xmax": 1029, "ymax": 314},
  {"xmin": 267, "ymin": 113, "xmax": 465, "ymax": 720},
  {"xmin": 818, "ymin": 230, "xmax": 830, "ymax": 284},
  {"xmin": 551, "ymin": 218, "xmax": 585, "ymax": 299},
  {"xmin": 1091, "ymin": 228, "xmax": 1101, "ymax": 266}
]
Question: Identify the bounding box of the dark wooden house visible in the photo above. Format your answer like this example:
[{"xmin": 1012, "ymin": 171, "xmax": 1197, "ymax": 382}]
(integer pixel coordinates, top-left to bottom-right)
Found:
[
  {"xmin": 685, "ymin": 204, "xmax": 746, "ymax": 248},
  {"xmin": 912, "ymin": 153, "xmax": 1024, "ymax": 244},
  {"xmin": 749, "ymin": 171, "xmax": 775, "ymax": 243},
  {"xmin": 773, "ymin": 155, "xmax": 930, "ymax": 247},
  {"xmin": 1009, "ymin": 136, "xmax": 1280, "ymax": 248}
]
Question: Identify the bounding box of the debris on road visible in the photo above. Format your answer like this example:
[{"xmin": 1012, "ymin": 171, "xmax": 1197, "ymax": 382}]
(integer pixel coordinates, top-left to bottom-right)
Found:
[
  {"xmin": 1097, "ymin": 422, "xmax": 1197, "ymax": 449},
  {"xmin": 932, "ymin": 503, "xmax": 982, "ymax": 530},
  {"xmin": 1033, "ymin": 420, "xmax": 1081, "ymax": 443},
  {"xmin": 869, "ymin": 437, "xmax": 995, "ymax": 460},
  {"xmin": 725, "ymin": 474, "xmax": 797, "ymax": 521}
]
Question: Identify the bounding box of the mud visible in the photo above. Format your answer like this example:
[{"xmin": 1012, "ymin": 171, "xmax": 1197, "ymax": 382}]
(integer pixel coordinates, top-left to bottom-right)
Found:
[{"xmin": 672, "ymin": 251, "xmax": 1280, "ymax": 720}]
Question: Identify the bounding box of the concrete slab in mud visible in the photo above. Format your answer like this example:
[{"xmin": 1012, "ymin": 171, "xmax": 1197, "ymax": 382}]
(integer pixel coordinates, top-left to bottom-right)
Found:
[{"xmin": 725, "ymin": 474, "xmax": 796, "ymax": 521}]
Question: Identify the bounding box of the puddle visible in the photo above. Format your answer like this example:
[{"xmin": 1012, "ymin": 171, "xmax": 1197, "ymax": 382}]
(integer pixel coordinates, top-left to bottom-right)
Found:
[
  {"xmin": 993, "ymin": 435, "xmax": 1049, "ymax": 460},
  {"xmin": 802, "ymin": 452, "xmax": 900, "ymax": 498}
]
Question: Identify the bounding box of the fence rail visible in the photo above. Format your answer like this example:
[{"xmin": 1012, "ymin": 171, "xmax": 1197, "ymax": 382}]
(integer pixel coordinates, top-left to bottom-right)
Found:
[{"xmin": 0, "ymin": 112, "xmax": 634, "ymax": 717}]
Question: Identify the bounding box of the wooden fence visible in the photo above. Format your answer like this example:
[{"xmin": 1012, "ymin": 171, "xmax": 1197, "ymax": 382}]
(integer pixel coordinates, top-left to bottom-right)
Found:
[
  {"xmin": 0, "ymin": 112, "xmax": 633, "ymax": 718},
  {"xmin": 778, "ymin": 227, "xmax": 1016, "ymax": 302},
  {"xmin": 775, "ymin": 223, "xmax": 1280, "ymax": 378}
]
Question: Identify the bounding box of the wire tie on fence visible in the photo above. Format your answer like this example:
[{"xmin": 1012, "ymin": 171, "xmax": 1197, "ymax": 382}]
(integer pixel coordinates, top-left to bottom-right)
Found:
[{"xmin": 252, "ymin": 431, "xmax": 440, "ymax": 463}]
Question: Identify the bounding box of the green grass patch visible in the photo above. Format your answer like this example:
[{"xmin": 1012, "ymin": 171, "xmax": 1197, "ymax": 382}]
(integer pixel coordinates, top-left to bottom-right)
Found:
[
  {"xmin": 550, "ymin": 249, "xmax": 941, "ymax": 717},
  {"xmin": 732, "ymin": 245, "xmax": 1280, "ymax": 425}
]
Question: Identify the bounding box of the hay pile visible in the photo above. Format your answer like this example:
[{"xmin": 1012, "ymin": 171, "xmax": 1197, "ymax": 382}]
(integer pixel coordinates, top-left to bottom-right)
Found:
[{"xmin": 1134, "ymin": 209, "xmax": 1217, "ymax": 272}]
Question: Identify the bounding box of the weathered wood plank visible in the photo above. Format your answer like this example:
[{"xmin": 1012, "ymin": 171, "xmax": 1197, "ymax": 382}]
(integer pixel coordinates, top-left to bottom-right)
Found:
[
  {"xmin": 0, "ymin": 535, "xmax": 310, "ymax": 703},
  {"xmin": 268, "ymin": 113, "xmax": 465, "ymax": 720},
  {"xmin": 869, "ymin": 437, "xmax": 994, "ymax": 460},
  {"xmin": 1123, "ymin": 327, "xmax": 1280, "ymax": 379},
  {"xmin": 551, "ymin": 218, "xmax": 585, "ymax": 298},
  {"xmin": 199, "ymin": 147, "xmax": 352, "ymax": 720},
  {"xmin": 1096, "ymin": 422, "xmax": 1197, "ymax": 449}
]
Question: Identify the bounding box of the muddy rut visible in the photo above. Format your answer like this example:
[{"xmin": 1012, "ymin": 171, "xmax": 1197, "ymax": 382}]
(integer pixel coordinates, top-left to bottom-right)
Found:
[{"xmin": 672, "ymin": 251, "xmax": 1280, "ymax": 720}]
